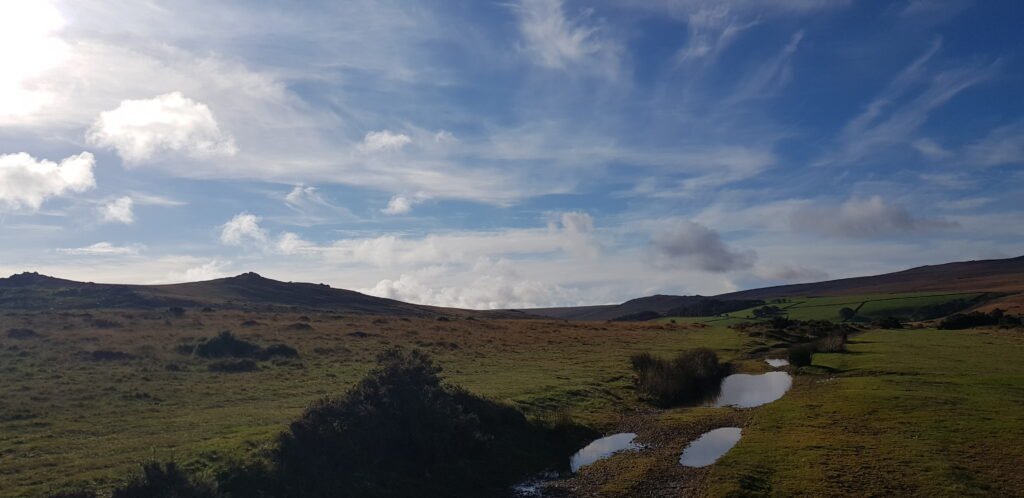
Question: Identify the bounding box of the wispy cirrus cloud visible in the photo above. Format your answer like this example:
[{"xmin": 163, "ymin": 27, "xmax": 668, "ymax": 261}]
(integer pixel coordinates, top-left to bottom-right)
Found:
[{"xmin": 820, "ymin": 39, "xmax": 999, "ymax": 166}]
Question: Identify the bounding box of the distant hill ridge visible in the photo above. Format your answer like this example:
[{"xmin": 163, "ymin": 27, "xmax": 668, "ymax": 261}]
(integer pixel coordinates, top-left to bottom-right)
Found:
[
  {"xmin": 521, "ymin": 255, "xmax": 1024, "ymax": 320},
  {"xmin": 3, "ymin": 255, "xmax": 1023, "ymax": 316},
  {"xmin": 0, "ymin": 271, "xmax": 436, "ymax": 316}
]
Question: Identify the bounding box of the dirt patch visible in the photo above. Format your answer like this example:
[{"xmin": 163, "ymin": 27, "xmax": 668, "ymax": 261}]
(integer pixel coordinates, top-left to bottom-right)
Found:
[{"xmin": 537, "ymin": 408, "xmax": 751, "ymax": 497}]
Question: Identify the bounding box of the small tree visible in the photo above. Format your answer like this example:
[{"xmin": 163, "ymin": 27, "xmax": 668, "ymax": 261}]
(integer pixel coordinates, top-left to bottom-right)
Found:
[{"xmin": 838, "ymin": 307, "xmax": 856, "ymax": 321}]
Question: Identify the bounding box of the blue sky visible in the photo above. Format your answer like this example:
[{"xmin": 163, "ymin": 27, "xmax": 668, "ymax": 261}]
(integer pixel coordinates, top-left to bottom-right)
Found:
[{"xmin": 1, "ymin": 0, "xmax": 1022, "ymax": 308}]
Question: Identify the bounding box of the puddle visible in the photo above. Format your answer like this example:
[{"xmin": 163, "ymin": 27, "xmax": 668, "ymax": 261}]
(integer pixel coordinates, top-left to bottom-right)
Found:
[
  {"xmin": 570, "ymin": 433, "xmax": 641, "ymax": 472},
  {"xmin": 512, "ymin": 471, "xmax": 558, "ymax": 497},
  {"xmin": 765, "ymin": 358, "xmax": 789, "ymax": 368},
  {"xmin": 679, "ymin": 427, "xmax": 742, "ymax": 467},
  {"xmin": 710, "ymin": 371, "xmax": 792, "ymax": 408}
]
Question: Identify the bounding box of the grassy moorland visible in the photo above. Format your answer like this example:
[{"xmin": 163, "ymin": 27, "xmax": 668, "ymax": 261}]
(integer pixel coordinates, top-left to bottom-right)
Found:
[
  {"xmin": 556, "ymin": 327, "xmax": 1024, "ymax": 497},
  {"xmin": 3, "ymin": 306, "xmax": 1023, "ymax": 497},
  {"xmin": 0, "ymin": 310, "xmax": 746, "ymax": 497}
]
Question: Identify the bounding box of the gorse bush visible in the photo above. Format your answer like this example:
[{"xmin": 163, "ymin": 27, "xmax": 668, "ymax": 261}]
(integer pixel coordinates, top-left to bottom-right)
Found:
[
  {"xmin": 208, "ymin": 359, "xmax": 258, "ymax": 373},
  {"xmin": 630, "ymin": 348, "xmax": 727, "ymax": 407},
  {"xmin": 787, "ymin": 332, "xmax": 848, "ymax": 367},
  {"xmin": 193, "ymin": 331, "xmax": 262, "ymax": 358},
  {"xmin": 258, "ymin": 348, "xmax": 591, "ymax": 497},
  {"xmin": 815, "ymin": 333, "xmax": 847, "ymax": 353},
  {"xmin": 110, "ymin": 462, "xmax": 217, "ymax": 498},
  {"xmin": 788, "ymin": 343, "xmax": 815, "ymax": 367},
  {"xmin": 938, "ymin": 309, "xmax": 1021, "ymax": 330},
  {"xmin": 179, "ymin": 331, "xmax": 299, "ymax": 361}
]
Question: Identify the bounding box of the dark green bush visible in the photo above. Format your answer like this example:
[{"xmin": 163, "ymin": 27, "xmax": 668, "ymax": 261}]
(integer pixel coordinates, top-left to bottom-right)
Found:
[
  {"xmin": 194, "ymin": 331, "xmax": 262, "ymax": 358},
  {"xmin": 838, "ymin": 307, "xmax": 857, "ymax": 321},
  {"xmin": 938, "ymin": 310, "xmax": 1019, "ymax": 330},
  {"xmin": 630, "ymin": 348, "xmax": 726, "ymax": 407},
  {"xmin": 208, "ymin": 359, "xmax": 258, "ymax": 373},
  {"xmin": 788, "ymin": 343, "xmax": 815, "ymax": 367},
  {"xmin": 873, "ymin": 316, "xmax": 904, "ymax": 329},
  {"xmin": 815, "ymin": 333, "xmax": 847, "ymax": 353},
  {"xmin": 110, "ymin": 462, "xmax": 218, "ymax": 498},
  {"xmin": 6, "ymin": 328, "xmax": 39, "ymax": 339},
  {"xmin": 47, "ymin": 490, "xmax": 97, "ymax": 498},
  {"xmin": 260, "ymin": 348, "xmax": 591, "ymax": 498},
  {"xmin": 262, "ymin": 344, "xmax": 299, "ymax": 359}
]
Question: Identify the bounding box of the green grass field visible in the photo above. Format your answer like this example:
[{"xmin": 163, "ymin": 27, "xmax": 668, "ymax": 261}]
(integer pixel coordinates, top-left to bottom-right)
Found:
[
  {"xmin": 659, "ymin": 292, "xmax": 985, "ymax": 323},
  {"xmin": 705, "ymin": 328, "xmax": 1024, "ymax": 497}
]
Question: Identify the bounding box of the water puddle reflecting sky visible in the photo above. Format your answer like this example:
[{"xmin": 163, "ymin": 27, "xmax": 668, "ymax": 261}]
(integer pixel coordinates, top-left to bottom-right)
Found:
[
  {"xmin": 570, "ymin": 433, "xmax": 641, "ymax": 472},
  {"xmin": 679, "ymin": 427, "xmax": 742, "ymax": 467},
  {"xmin": 710, "ymin": 372, "xmax": 792, "ymax": 408}
]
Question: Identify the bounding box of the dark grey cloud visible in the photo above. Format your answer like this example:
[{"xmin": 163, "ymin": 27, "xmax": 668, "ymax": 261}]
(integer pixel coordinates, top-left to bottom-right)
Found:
[
  {"xmin": 651, "ymin": 221, "xmax": 755, "ymax": 272},
  {"xmin": 790, "ymin": 195, "xmax": 957, "ymax": 238},
  {"xmin": 760, "ymin": 265, "xmax": 829, "ymax": 283}
]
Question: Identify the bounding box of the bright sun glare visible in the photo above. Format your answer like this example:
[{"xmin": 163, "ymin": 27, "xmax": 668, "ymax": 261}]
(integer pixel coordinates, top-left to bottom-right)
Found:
[{"xmin": 0, "ymin": 1, "xmax": 68, "ymax": 118}]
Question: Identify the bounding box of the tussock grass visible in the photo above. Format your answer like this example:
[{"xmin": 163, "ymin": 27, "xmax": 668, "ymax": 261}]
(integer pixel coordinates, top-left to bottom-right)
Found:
[{"xmin": 630, "ymin": 348, "xmax": 727, "ymax": 407}]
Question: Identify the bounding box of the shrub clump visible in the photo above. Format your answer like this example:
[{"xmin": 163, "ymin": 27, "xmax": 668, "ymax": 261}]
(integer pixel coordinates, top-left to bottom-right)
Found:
[
  {"xmin": 6, "ymin": 328, "xmax": 40, "ymax": 339},
  {"xmin": 873, "ymin": 316, "xmax": 904, "ymax": 329},
  {"xmin": 111, "ymin": 462, "xmax": 217, "ymax": 498},
  {"xmin": 180, "ymin": 331, "xmax": 299, "ymax": 361},
  {"xmin": 786, "ymin": 332, "xmax": 848, "ymax": 368},
  {"xmin": 938, "ymin": 309, "xmax": 1022, "ymax": 330},
  {"xmin": 788, "ymin": 343, "xmax": 815, "ymax": 367},
  {"xmin": 630, "ymin": 348, "xmax": 727, "ymax": 407},
  {"xmin": 80, "ymin": 350, "xmax": 136, "ymax": 362},
  {"xmin": 192, "ymin": 331, "xmax": 262, "ymax": 358},
  {"xmin": 208, "ymin": 359, "xmax": 259, "ymax": 373}
]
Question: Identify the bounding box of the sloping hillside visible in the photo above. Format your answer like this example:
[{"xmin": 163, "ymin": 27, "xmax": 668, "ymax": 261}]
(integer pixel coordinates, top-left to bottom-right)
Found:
[
  {"xmin": 524, "ymin": 295, "xmax": 761, "ymax": 321},
  {"xmin": 523, "ymin": 255, "xmax": 1024, "ymax": 321},
  {"xmin": 718, "ymin": 256, "xmax": 1024, "ymax": 300},
  {"xmin": 0, "ymin": 272, "xmax": 436, "ymax": 316}
]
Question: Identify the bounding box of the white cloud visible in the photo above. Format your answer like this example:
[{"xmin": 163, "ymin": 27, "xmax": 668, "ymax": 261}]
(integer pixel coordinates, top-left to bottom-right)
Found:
[
  {"xmin": 965, "ymin": 121, "xmax": 1024, "ymax": 167},
  {"xmin": 275, "ymin": 232, "xmax": 318, "ymax": 255},
  {"xmin": 434, "ymin": 130, "xmax": 456, "ymax": 143},
  {"xmin": 57, "ymin": 242, "xmax": 141, "ymax": 256},
  {"xmin": 755, "ymin": 264, "xmax": 828, "ymax": 283},
  {"xmin": 220, "ymin": 213, "xmax": 268, "ymax": 247},
  {"xmin": 99, "ymin": 196, "xmax": 134, "ymax": 224},
  {"xmin": 790, "ymin": 195, "xmax": 957, "ymax": 238},
  {"xmin": 677, "ymin": 6, "xmax": 758, "ymax": 63},
  {"xmin": 361, "ymin": 130, "xmax": 412, "ymax": 152},
  {"xmin": 912, "ymin": 138, "xmax": 952, "ymax": 160},
  {"xmin": 382, "ymin": 195, "xmax": 414, "ymax": 215},
  {"xmin": 86, "ymin": 92, "xmax": 237, "ymax": 164},
  {"xmin": 513, "ymin": 0, "xmax": 620, "ymax": 75},
  {"xmin": 164, "ymin": 259, "xmax": 230, "ymax": 283},
  {"xmin": 130, "ymin": 192, "xmax": 187, "ymax": 207},
  {"xmin": 651, "ymin": 220, "xmax": 755, "ymax": 272},
  {"xmin": 324, "ymin": 212, "xmax": 598, "ymax": 267},
  {"xmin": 0, "ymin": 152, "xmax": 96, "ymax": 210},
  {"xmin": 362, "ymin": 260, "xmax": 579, "ymax": 309}
]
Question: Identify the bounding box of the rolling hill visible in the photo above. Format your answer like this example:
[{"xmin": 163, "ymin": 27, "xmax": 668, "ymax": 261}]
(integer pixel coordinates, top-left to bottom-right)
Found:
[
  {"xmin": 0, "ymin": 271, "xmax": 438, "ymax": 316},
  {"xmin": 4, "ymin": 255, "xmax": 1022, "ymax": 317},
  {"xmin": 522, "ymin": 255, "xmax": 1024, "ymax": 320}
]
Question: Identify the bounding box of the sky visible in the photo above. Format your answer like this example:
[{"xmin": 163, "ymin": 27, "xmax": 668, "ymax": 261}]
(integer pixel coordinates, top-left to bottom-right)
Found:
[{"xmin": 1, "ymin": 0, "xmax": 1022, "ymax": 309}]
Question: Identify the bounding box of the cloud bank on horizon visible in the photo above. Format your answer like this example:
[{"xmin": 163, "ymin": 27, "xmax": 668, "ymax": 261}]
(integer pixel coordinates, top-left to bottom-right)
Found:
[{"xmin": 0, "ymin": 0, "xmax": 1022, "ymax": 308}]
